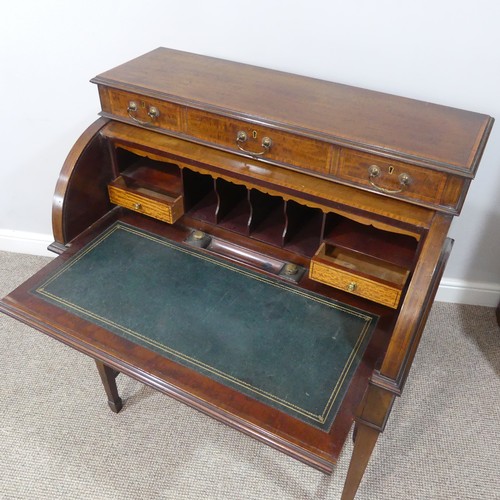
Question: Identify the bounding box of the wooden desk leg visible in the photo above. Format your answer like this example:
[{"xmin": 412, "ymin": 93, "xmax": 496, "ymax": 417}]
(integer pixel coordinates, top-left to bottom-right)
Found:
[
  {"xmin": 341, "ymin": 423, "xmax": 380, "ymax": 500},
  {"xmin": 95, "ymin": 360, "xmax": 123, "ymax": 413}
]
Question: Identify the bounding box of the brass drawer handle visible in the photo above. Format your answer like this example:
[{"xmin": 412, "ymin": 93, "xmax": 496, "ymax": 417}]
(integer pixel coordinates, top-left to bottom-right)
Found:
[
  {"xmin": 236, "ymin": 130, "xmax": 272, "ymax": 157},
  {"xmin": 368, "ymin": 165, "xmax": 411, "ymax": 194},
  {"xmin": 127, "ymin": 101, "xmax": 160, "ymax": 126}
]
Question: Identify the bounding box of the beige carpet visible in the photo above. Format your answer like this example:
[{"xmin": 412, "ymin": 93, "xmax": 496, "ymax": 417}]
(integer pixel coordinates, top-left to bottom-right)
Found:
[{"xmin": 1, "ymin": 250, "xmax": 499, "ymax": 500}]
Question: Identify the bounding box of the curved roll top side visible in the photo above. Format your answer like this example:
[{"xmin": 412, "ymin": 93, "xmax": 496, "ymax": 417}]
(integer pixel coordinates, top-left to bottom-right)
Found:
[{"xmin": 51, "ymin": 118, "xmax": 114, "ymax": 249}]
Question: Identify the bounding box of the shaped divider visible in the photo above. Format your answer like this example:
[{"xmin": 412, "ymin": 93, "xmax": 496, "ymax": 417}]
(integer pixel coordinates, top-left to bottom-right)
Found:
[
  {"xmin": 283, "ymin": 201, "xmax": 324, "ymax": 257},
  {"xmin": 248, "ymin": 189, "xmax": 287, "ymax": 246},
  {"xmin": 215, "ymin": 179, "xmax": 251, "ymax": 235},
  {"xmin": 183, "ymin": 169, "xmax": 218, "ymax": 224}
]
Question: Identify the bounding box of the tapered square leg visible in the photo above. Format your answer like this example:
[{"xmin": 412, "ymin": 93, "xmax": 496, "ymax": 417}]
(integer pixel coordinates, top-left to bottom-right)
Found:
[
  {"xmin": 95, "ymin": 359, "xmax": 123, "ymax": 413},
  {"xmin": 341, "ymin": 423, "xmax": 380, "ymax": 500}
]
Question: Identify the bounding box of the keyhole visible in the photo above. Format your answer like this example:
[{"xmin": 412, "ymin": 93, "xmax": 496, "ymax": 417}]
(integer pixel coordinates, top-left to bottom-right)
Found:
[
  {"xmin": 252, "ymin": 130, "xmax": 258, "ymax": 139},
  {"xmin": 388, "ymin": 165, "xmax": 395, "ymax": 174}
]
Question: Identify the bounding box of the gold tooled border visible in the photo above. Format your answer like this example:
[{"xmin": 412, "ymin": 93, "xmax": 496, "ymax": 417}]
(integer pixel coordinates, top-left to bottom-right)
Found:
[{"xmin": 35, "ymin": 222, "xmax": 376, "ymax": 427}]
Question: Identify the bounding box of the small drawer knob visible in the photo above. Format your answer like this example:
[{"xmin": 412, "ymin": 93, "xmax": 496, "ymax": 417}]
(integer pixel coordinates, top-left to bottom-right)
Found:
[
  {"xmin": 133, "ymin": 202, "xmax": 142, "ymax": 210},
  {"xmin": 236, "ymin": 130, "xmax": 248, "ymax": 143},
  {"xmin": 368, "ymin": 165, "xmax": 380, "ymax": 178},
  {"xmin": 261, "ymin": 136, "xmax": 272, "ymax": 149},
  {"xmin": 148, "ymin": 106, "xmax": 160, "ymax": 119},
  {"xmin": 346, "ymin": 282, "xmax": 357, "ymax": 292}
]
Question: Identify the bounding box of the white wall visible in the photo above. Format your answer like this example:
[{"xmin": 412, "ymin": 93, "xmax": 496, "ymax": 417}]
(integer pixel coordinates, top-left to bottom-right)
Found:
[{"xmin": 1, "ymin": 0, "xmax": 499, "ymax": 305}]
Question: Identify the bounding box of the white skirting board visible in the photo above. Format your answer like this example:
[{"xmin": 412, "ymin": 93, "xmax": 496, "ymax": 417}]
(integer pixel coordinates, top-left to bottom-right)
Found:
[
  {"xmin": 435, "ymin": 279, "xmax": 500, "ymax": 307},
  {"xmin": 0, "ymin": 229, "xmax": 55, "ymax": 258},
  {"xmin": 1, "ymin": 229, "xmax": 499, "ymax": 307}
]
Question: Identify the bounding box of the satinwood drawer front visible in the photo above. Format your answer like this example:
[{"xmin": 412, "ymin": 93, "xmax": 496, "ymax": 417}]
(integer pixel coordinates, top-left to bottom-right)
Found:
[
  {"xmin": 98, "ymin": 87, "xmax": 335, "ymax": 176},
  {"xmin": 336, "ymin": 149, "xmax": 466, "ymax": 212},
  {"xmin": 187, "ymin": 109, "xmax": 334, "ymax": 174},
  {"xmin": 309, "ymin": 243, "xmax": 409, "ymax": 309},
  {"xmin": 98, "ymin": 87, "xmax": 183, "ymax": 132},
  {"xmin": 108, "ymin": 177, "xmax": 184, "ymax": 224}
]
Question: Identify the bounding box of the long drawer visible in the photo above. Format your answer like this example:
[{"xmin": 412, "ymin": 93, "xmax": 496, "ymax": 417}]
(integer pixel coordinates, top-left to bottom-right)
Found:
[
  {"xmin": 97, "ymin": 87, "xmax": 335, "ymax": 176},
  {"xmin": 335, "ymin": 149, "xmax": 467, "ymax": 212},
  {"xmin": 186, "ymin": 108, "xmax": 334, "ymax": 174},
  {"xmin": 98, "ymin": 87, "xmax": 184, "ymax": 133},
  {"xmin": 97, "ymin": 88, "xmax": 469, "ymax": 214}
]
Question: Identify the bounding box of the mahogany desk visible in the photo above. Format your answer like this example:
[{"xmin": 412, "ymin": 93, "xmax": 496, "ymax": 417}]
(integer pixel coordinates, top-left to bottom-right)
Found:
[{"xmin": 0, "ymin": 48, "xmax": 493, "ymax": 499}]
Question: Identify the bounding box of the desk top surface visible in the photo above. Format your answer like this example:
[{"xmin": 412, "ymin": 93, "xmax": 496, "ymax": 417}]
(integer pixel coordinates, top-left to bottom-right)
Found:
[{"xmin": 92, "ymin": 47, "xmax": 493, "ymax": 174}]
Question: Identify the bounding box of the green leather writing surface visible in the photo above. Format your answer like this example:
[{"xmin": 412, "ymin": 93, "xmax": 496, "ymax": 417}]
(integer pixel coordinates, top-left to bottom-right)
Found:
[{"xmin": 33, "ymin": 223, "xmax": 378, "ymax": 430}]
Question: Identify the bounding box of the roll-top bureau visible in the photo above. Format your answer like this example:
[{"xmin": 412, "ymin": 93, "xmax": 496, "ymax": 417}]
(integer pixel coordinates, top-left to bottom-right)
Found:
[{"xmin": 0, "ymin": 48, "xmax": 493, "ymax": 499}]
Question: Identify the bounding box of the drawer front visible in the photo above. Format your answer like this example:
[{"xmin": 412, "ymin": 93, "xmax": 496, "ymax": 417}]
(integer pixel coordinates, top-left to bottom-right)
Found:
[
  {"xmin": 187, "ymin": 109, "xmax": 334, "ymax": 174},
  {"xmin": 309, "ymin": 260, "xmax": 402, "ymax": 308},
  {"xmin": 98, "ymin": 87, "xmax": 183, "ymax": 132},
  {"xmin": 337, "ymin": 150, "xmax": 452, "ymax": 208},
  {"xmin": 108, "ymin": 183, "xmax": 184, "ymax": 224}
]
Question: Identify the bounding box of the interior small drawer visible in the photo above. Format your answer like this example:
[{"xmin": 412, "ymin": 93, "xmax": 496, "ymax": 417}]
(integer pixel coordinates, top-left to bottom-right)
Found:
[
  {"xmin": 108, "ymin": 177, "xmax": 184, "ymax": 224},
  {"xmin": 336, "ymin": 149, "xmax": 463, "ymax": 211},
  {"xmin": 98, "ymin": 86, "xmax": 183, "ymax": 132},
  {"xmin": 309, "ymin": 243, "xmax": 409, "ymax": 308},
  {"xmin": 187, "ymin": 108, "xmax": 334, "ymax": 174}
]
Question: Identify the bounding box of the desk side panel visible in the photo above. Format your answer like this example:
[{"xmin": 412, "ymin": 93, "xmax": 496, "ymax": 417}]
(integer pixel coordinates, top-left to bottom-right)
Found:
[{"xmin": 52, "ymin": 118, "xmax": 114, "ymax": 248}]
